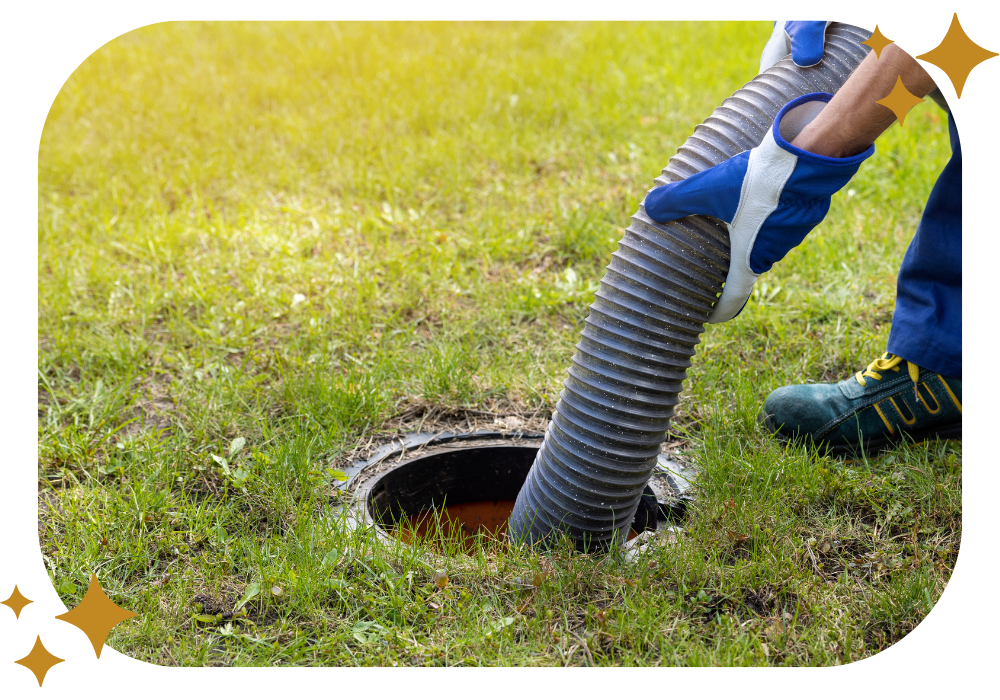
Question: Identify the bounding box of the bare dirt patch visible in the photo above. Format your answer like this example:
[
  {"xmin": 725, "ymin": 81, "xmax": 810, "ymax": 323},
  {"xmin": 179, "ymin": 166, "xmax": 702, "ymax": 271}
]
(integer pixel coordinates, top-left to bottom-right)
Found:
[
  {"xmin": 121, "ymin": 374, "xmax": 177, "ymax": 437},
  {"xmin": 329, "ymin": 398, "xmax": 553, "ymax": 475}
]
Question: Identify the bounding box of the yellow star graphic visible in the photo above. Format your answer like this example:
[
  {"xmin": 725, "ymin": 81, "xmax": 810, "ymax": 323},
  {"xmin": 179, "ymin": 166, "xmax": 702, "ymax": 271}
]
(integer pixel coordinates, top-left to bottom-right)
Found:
[
  {"xmin": 54, "ymin": 573, "xmax": 137, "ymax": 658},
  {"xmin": 876, "ymin": 75, "xmax": 925, "ymax": 127},
  {"xmin": 15, "ymin": 636, "xmax": 64, "ymax": 687},
  {"xmin": 917, "ymin": 13, "xmax": 998, "ymax": 98},
  {"xmin": 863, "ymin": 25, "xmax": 895, "ymax": 59},
  {"xmin": 1, "ymin": 585, "xmax": 33, "ymax": 618}
]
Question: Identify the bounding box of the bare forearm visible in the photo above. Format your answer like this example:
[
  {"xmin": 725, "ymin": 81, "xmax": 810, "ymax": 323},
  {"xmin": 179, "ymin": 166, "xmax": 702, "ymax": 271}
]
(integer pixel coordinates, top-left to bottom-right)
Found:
[{"xmin": 790, "ymin": 44, "xmax": 936, "ymax": 157}]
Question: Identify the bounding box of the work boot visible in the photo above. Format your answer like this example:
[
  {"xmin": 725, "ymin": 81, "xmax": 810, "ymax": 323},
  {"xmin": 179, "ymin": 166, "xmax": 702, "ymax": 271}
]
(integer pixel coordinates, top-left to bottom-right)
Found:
[{"xmin": 759, "ymin": 353, "xmax": 962, "ymax": 456}]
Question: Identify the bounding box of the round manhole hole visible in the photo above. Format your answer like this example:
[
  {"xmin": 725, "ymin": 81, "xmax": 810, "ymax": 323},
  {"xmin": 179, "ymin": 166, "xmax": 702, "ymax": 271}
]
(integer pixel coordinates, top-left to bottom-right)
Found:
[{"xmin": 341, "ymin": 431, "xmax": 692, "ymax": 550}]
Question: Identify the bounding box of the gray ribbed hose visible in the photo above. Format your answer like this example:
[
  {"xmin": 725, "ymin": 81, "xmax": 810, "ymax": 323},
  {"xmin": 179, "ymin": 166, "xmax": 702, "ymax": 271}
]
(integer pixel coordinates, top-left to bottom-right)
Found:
[{"xmin": 509, "ymin": 23, "xmax": 872, "ymax": 550}]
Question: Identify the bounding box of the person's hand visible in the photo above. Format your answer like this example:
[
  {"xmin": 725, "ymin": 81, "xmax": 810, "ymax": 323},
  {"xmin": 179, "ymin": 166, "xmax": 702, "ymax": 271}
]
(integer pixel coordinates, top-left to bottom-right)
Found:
[
  {"xmin": 760, "ymin": 21, "xmax": 830, "ymax": 73},
  {"xmin": 642, "ymin": 93, "xmax": 873, "ymax": 323}
]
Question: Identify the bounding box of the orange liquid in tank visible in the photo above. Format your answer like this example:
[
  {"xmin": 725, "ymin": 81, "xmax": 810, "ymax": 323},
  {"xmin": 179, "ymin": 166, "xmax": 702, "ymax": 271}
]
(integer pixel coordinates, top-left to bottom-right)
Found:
[{"xmin": 394, "ymin": 500, "xmax": 638, "ymax": 552}]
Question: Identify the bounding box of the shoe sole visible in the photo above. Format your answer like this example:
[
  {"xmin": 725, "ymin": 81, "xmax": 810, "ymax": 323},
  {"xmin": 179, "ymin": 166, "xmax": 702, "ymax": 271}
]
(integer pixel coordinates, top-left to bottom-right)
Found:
[{"xmin": 757, "ymin": 409, "xmax": 961, "ymax": 457}]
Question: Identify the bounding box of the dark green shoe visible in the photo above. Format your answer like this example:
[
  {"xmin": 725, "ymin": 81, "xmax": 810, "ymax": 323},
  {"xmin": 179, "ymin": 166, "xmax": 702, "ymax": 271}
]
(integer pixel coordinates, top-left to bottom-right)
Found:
[{"xmin": 759, "ymin": 353, "xmax": 962, "ymax": 456}]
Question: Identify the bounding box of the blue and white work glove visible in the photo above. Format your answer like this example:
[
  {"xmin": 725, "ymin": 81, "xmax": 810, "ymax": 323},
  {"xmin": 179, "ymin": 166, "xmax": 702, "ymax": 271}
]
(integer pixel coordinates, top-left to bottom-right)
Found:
[
  {"xmin": 759, "ymin": 21, "xmax": 831, "ymax": 73},
  {"xmin": 642, "ymin": 93, "xmax": 874, "ymax": 323}
]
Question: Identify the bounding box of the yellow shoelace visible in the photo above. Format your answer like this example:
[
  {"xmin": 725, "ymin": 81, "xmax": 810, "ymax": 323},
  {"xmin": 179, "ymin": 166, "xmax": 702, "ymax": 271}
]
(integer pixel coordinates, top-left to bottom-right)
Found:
[{"xmin": 855, "ymin": 352, "xmax": 920, "ymax": 397}]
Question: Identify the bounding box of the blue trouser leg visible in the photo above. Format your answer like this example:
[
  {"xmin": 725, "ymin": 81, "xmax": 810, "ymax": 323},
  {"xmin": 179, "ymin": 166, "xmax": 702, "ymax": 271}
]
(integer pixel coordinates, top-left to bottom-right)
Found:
[{"xmin": 886, "ymin": 112, "xmax": 962, "ymax": 378}]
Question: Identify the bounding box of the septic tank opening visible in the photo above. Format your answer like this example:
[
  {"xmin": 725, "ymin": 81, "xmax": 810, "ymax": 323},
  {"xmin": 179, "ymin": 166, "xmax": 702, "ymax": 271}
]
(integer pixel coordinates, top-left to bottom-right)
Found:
[{"xmin": 342, "ymin": 432, "xmax": 691, "ymax": 551}]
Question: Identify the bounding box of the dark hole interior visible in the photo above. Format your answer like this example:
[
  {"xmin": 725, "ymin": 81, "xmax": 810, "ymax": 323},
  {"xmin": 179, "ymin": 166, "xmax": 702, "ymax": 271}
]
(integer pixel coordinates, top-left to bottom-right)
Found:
[
  {"xmin": 366, "ymin": 445, "xmax": 659, "ymax": 537},
  {"xmin": 368, "ymin": 446, "xmax": 536, "ymax": 525}
]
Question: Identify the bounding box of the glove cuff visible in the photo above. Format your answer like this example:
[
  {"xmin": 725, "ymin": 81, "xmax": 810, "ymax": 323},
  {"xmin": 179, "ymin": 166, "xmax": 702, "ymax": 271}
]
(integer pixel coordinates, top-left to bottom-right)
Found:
[{"xmin": 772, "ymin": 93, "xmax": 875, "ymax": 165}]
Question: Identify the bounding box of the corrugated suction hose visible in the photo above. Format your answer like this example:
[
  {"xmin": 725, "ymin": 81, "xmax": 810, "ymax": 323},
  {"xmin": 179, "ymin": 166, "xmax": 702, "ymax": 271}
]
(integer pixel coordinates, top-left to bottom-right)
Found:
[{"xmin": 508, "ymin": 23, "xmax": 873, "ymax": 550}]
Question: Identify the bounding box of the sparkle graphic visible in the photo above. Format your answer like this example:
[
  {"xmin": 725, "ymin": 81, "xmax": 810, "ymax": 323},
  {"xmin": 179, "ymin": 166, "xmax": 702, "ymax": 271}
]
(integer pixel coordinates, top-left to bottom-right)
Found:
[
  {"xmin": 15, "ymin": 636, "xmax": 64, "ymax": 687},
  {"xmin": 917, "ymin": 13, "xmax": 998, "ymax": 97},
  {"xmin": 876, "ymin": 75, "xmax": 925, "ymax": 127},
  {"xmin": 863, "ymin": 25, "xmax": 895, "ymax": 59},
  {"xmin": 54, "ymin": 573, "xmax": 137, "ymax": 658},
  {"xmin": 1, "ymin": 585, "xmax": 32, "ymax": 618}
]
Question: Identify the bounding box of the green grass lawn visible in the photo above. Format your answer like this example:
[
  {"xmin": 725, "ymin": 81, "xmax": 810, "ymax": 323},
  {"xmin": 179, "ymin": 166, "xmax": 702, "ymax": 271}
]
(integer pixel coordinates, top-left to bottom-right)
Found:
[{"xmin": 38, "ymin": 21, "xmax": 960, "ymax": 666}]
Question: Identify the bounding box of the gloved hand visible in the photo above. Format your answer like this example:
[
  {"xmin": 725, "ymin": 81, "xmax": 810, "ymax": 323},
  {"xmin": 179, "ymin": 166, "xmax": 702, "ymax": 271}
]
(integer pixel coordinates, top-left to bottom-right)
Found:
[
  {"xmin": 642, "ymin": 93, "xmax": 873, "ymax": 323},
  {"xmin": 760, "ymin": 21, "xmax": 830, "ymax": 73}
]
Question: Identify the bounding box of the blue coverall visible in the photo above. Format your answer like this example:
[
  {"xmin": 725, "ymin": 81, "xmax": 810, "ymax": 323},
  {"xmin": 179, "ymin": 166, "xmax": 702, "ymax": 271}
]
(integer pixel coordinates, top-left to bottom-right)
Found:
[{"xmin": 885, "ymin": 112, "xmax": 962, "ymax": 378}]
